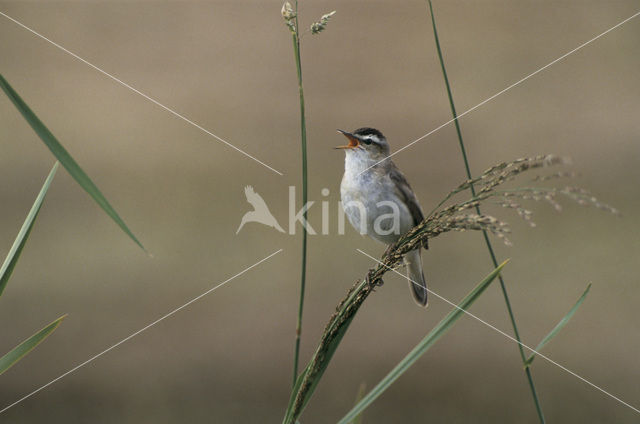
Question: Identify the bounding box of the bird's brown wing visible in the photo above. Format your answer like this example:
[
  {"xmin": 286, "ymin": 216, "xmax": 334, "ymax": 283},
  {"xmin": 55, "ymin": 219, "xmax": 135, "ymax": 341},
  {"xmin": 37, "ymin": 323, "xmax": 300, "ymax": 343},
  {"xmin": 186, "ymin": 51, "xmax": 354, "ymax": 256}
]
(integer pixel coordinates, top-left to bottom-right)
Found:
[{"xmin": 389, "ymin": 164, "xmax": 428, "ymax": 249}]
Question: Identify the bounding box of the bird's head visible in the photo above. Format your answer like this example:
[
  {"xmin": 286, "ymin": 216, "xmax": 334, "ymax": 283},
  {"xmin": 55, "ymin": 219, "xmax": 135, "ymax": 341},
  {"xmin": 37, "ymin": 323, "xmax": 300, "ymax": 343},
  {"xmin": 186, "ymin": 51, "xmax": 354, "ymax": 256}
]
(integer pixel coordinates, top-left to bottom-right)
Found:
[{"xmin": 335, "ymin": 127, "xmax": 390, "ymax": 159}]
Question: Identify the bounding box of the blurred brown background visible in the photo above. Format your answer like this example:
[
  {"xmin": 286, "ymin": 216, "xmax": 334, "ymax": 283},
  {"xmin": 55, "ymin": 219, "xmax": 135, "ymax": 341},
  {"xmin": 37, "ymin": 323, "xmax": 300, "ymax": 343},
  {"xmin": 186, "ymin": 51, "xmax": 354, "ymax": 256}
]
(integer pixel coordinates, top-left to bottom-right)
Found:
[{"xmin": 0, "ymin": 0, "xmax": 639, "ymax": 422}]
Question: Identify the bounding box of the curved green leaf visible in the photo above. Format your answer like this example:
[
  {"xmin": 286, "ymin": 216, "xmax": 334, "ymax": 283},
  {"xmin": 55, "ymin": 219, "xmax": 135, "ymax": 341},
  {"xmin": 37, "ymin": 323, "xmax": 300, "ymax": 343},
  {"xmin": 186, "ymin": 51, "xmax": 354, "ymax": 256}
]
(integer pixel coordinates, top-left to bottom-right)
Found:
[
  {"xmin": 0, "ymin": 73, "xmax": 146, "ymax": 252},
  {"xmin": 0, "ymin": 162, "xmax": 58, "ymax": 297},
  {"xmin": 338, "ymin": 260, "xmax": 508, "ymax": 424},
  {"xmin": 0, "ymin": 315, "xmax": 66, "ymax": 375},
  {"xmin": 525, "ymin": 283, "xmax": 591, "ymax": 367}
]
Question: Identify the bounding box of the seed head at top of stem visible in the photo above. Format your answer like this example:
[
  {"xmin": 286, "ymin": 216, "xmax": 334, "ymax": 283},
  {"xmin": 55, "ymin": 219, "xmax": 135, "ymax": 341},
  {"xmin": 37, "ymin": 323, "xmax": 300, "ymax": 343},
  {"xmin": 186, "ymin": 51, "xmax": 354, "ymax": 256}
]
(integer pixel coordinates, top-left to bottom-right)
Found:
[{"xmin": 281, "ymin": 2, "xmax": 296, "ymax": 33}]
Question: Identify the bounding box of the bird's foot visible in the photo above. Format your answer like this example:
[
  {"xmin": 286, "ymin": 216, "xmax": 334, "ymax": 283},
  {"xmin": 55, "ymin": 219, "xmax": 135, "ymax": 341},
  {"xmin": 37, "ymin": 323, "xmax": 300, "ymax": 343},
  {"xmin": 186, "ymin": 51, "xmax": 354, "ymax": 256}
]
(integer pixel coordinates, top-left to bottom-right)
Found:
[{"xmin": 365, "ymin": 271, "xmax": 383, "ymax": 290}]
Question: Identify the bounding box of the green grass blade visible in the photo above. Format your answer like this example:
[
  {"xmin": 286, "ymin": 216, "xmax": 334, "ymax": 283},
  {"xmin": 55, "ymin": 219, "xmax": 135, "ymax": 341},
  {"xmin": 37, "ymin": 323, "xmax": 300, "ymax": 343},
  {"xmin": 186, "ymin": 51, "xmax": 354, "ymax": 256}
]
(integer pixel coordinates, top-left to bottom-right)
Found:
[
  {"xmin": 525, "ymin": 283, "xmax": 591, "ymax": 367},
  {"xmin": 0, "ymin": 162, "xmax": 59, "ymax": 297},
  {"xmin": 0, "ymin": 74, "xmax": 146, "ymax": 252},
  {"xmin": 350, "ymin": 383, "xmax": 367, "ymax": 424},
  {"xmin": 338, "ymin": 260, "xmax": 508, "ymax": 424},
  {"xmin": 0, "ymin": 315, "xmax": 66, "ymax": 375},
  {"xmin": 289, "ymin": 0, "xmax": 310, "ymax": 389}
]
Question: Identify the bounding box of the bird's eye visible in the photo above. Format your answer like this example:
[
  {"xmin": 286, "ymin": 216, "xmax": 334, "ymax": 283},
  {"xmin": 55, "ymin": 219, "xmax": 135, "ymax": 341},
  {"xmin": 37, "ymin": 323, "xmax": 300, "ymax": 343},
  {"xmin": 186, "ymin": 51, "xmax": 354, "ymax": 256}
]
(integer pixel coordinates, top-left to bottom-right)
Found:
[{"xmin": 362, "ymin": 138, "xmax": 372, "ymax": 145}]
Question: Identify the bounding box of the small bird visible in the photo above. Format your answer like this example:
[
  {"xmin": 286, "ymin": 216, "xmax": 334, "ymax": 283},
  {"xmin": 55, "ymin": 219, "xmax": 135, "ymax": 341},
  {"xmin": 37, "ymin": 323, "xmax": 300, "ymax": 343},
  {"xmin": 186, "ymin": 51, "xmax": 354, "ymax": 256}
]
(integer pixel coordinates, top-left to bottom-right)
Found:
[
  {"xmin": 336, "ymin": 127, "xmax": 428, "ymax": 306},
  {"xmin": 236, "ymin": 186, "xmax": 285, "ymax": 234}
]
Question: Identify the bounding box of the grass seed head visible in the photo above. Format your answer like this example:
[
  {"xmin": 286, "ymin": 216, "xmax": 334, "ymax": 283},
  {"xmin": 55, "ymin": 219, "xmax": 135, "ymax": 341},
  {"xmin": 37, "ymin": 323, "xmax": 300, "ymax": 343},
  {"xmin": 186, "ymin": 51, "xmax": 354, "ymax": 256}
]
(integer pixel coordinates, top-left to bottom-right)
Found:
[{"xmin": 310, "ymin": 11, "xmax": 336, "ymax": 34}]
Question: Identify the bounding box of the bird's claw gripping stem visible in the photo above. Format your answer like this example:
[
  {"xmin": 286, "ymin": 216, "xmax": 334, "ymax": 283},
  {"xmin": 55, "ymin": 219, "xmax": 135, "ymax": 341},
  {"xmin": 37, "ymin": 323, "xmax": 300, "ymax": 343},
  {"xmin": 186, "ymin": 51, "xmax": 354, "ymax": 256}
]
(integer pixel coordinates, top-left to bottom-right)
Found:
[{"xmin": 365, "ymin": 271, "xmax": 383, "ymax": 290}]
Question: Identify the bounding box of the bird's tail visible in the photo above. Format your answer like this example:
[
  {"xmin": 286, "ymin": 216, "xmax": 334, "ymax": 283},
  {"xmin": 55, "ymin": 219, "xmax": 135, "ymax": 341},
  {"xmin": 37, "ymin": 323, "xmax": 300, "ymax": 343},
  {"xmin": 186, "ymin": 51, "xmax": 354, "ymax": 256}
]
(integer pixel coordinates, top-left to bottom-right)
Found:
[{"xmin": 405, "ymin": 248, "xmax": 427, "ymax": 307}]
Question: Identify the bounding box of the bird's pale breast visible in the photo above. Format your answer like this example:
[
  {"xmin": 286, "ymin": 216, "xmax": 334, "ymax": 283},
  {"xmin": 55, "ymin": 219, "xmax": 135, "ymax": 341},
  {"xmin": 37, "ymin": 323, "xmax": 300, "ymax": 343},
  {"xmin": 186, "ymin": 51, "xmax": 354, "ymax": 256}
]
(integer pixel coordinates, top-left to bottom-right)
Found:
[{"xmin": 341, "ymin": 165, "xmax": 413, "ymax": 245}]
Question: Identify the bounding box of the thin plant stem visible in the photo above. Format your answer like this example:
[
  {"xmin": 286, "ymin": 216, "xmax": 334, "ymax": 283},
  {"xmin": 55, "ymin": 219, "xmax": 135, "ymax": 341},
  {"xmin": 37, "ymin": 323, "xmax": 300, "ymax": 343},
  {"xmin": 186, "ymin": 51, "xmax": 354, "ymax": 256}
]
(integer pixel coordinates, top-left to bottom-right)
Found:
[
  {"xmin": 426, "ymin": 1, "xmax": 546, "ymax": 422},
  {"xmin": 290, "ymin": 0, "xmax": 309, "ymax": 388}
]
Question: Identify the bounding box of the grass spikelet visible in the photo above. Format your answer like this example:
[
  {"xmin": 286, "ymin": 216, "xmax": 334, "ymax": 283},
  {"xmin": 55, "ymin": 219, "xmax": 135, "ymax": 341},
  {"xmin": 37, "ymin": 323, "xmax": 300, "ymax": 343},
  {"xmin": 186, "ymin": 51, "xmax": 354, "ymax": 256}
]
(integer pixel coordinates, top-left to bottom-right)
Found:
[
  {"xmin": 496, "ymin": 200, "xmax": 536, "ymax": 227},
  {"xmin": 310, "ymin": 11, "xmax": 336, "ymax": 34},
  {"xmin": 532, "ymin": 171, "xmax": 578, "ymax": 182},
  {"xmin": 478, "ymin": 154, "xmax": 569, "ymax": 194}
]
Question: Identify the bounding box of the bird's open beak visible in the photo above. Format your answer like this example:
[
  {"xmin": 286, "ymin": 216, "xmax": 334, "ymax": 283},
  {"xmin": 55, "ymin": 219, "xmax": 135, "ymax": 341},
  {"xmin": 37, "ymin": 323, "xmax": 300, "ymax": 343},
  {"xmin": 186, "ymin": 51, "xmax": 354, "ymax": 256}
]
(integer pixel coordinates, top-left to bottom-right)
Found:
[{"xmin": 334, "ymin": 129, "xmax": 359, "ymax": 149}]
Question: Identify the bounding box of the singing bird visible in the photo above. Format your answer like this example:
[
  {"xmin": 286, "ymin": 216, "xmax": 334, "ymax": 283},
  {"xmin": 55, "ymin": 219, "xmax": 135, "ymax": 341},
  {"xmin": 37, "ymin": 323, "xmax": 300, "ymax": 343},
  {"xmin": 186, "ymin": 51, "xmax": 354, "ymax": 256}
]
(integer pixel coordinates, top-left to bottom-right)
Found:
[
  {"xmin": 336, "ymin": 127, "xmax": 428, "ymax": 306},
  {"xmin": 236, "ymin": 186, "xmax": 285, "ymax": 234}
]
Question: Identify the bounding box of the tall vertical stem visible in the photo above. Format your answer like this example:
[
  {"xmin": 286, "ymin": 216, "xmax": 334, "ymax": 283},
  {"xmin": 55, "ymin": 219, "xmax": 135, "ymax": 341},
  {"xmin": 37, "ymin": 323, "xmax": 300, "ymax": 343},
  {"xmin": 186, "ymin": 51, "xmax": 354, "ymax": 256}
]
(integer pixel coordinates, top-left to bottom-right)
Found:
[
  {"xmin": 290, "ymin": 0, "xmax": 309, "ymax": 387},
  {"xmin": 427, "ymin": 1, "xmax": 545, "ymax": 422}
]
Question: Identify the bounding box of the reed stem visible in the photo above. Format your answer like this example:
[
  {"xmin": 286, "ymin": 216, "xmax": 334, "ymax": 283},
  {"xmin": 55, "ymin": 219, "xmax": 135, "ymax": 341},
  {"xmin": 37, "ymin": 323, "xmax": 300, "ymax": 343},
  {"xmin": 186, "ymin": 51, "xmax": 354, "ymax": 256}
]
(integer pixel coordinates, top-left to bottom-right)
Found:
[
  {"xmin": 290, "ymin": 0, "xmax": 309, "ymax": 388},
  {"xmin": 427, "ymin": 1, "xmax": 545, "ymax": 421}
]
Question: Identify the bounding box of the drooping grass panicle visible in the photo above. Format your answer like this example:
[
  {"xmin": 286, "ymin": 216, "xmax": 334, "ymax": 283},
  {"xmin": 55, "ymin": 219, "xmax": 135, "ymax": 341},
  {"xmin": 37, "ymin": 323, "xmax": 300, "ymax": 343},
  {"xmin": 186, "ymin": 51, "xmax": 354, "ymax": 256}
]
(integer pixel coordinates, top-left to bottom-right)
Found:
[
  {"xmin": 496, "ymin": 186, "xmax": 620, "ymax": 216},
  {"xmin": 430, "ymin": 155, "xmax": 619, "ymax": 228},
  {"xmin": 477, "ymin": 154, "xmax": 568, "ymax": 194},
  {"xmin": 428, "ymin": 155, "xmax": 567, "ymax": 217},
  {"xmin": 449, "ymin": 155, "xmax": 566, "ymax": 195},
  {"xmin": 283, "ymin": 154, "xmax": 619, "ymax": 423}
]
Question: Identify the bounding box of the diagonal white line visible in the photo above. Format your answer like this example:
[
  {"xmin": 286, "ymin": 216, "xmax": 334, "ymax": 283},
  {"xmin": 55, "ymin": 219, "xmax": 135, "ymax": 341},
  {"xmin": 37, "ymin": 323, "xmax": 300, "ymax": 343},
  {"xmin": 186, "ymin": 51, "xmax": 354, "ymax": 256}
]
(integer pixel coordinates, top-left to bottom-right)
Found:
[
  {"xmin": 0, "ymin": 248, "xmax": 283, "ymax": 415},
  {"xmin": 0, "ymin": 11, "xmax": 284, "ymax": 176},
  {"xmin": 357, "ymin": 248, "xmax": 640, "ymax": 415},
  {"xmin": 359, "ymin": 10, "xmax": 640, "ymax": 176}
]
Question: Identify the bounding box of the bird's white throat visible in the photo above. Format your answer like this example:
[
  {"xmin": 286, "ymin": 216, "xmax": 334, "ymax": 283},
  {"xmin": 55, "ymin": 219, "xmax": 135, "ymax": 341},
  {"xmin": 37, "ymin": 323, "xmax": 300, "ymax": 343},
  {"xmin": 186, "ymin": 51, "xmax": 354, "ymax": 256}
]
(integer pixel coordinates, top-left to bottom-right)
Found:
[{"xmin": 343, "ymin": 149, "xmax": 385, "ymax": 180}]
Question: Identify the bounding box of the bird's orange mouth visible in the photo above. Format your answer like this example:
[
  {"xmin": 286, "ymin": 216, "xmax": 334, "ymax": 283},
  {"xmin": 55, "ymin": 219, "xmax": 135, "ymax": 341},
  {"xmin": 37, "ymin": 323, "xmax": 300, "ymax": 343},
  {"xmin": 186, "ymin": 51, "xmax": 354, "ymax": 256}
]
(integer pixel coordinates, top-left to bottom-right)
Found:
[{"xmin": 335, "ymin": 130, "xmax": 359, "ymax": 149}]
